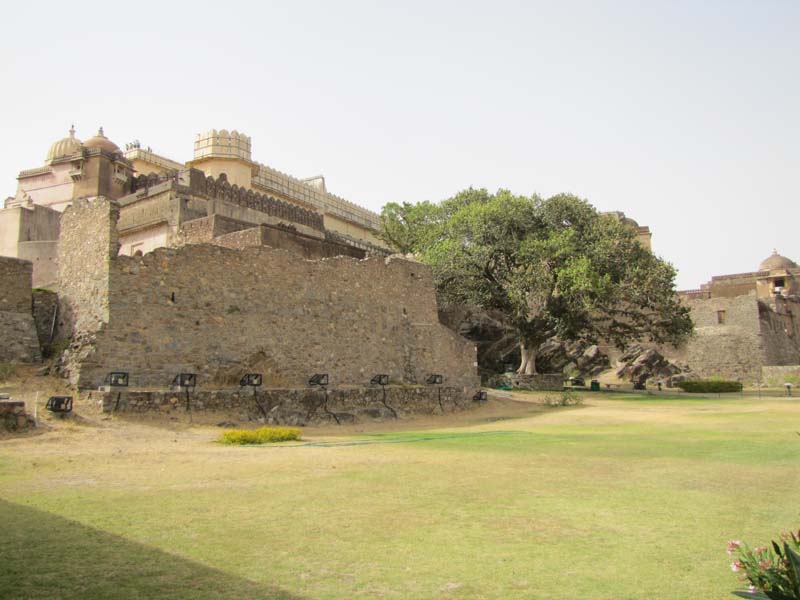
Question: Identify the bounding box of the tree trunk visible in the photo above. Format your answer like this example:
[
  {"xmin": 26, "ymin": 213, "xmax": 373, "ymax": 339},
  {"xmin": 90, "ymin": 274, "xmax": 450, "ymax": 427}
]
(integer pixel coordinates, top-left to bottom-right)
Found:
[{"xmin": 517, "ymin": 341, "xmax": 538, "ymax": 375}]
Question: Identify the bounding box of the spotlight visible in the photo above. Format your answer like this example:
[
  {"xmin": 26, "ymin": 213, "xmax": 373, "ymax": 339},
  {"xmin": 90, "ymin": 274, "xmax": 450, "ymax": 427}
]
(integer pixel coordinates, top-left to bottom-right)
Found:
[
  {"xmin": 370, "ymin": 374, "xmax": 396, "ymax": 419},
  {"xmin": 46, "ymin": 396, "xmax": 73, "ymax": 414},
  {"xmin": 241, "ymin": 373, "xmax": 266, "ymax": 419},
  {"xmin": 171, "ymin": 373, "xmax": 197, "ymax": 416},
  {"xmin": 426, "ymin": 374, "xmax": 444, "ymax": 412},
  {"xmin": 103, "ymin": 372, "xmax": 129, "ymax": 387},
  {"xmin": 370, "ymin": 374, "xmax": 389, "ymax": 386},
  {"xmin": 473, "ymin": 390, "xmax": 488, "ymax": 403},
  {"xmin": 240, "ymin": 373, "xmax": 263, "ymax": 387},
  {"xmin": 172, "ymin": 373, "xmax": 197, "ymax": 389},
  {"xmin": 102, "ymin": 372, "xmax": 130, "ymax": 411},
  {"xmin": 425, "ymin": 374, "xmax": 443, "ymax": 385},
  {"xmin": 308, "ymin": 374, "xmax": 329, "ymax": 387}
]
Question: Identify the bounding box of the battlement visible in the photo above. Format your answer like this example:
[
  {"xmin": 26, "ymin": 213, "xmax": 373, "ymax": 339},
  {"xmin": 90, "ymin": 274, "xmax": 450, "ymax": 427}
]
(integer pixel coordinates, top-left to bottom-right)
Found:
[{"xmin": 194, "ymin": 129, "xmax": 252, "ymax": 162}]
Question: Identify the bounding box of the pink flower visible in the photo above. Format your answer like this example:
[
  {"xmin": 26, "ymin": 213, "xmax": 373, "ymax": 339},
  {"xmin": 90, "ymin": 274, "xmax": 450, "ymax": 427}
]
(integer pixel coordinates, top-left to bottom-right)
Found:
[
  {"xmin": 753, "ymin": 546, "xmax": 767, "ymax": 554},
  {"xmin": 731, "ymin": 561, "xmax": 743, "ymax": 572},
  {"xmin": 727, "ymin": 540, "xmax": 742, "ymax": 555},
  {"xmin": 749, "ymin": 585, "xmax": 758, "ymax": 593}
]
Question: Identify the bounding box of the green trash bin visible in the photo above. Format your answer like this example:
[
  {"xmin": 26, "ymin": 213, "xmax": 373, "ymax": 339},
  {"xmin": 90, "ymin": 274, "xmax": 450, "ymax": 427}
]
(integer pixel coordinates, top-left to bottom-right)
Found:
[{"xmin": 590, "ymin": 380, "xmax": 600, "ymax": 391}]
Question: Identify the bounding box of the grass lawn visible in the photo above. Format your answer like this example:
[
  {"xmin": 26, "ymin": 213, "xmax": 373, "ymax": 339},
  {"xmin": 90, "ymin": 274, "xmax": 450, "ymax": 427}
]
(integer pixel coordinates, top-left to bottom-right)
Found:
[{"xmin": 0, "ymin": 392, "xmax": 798, "ymax": 599}]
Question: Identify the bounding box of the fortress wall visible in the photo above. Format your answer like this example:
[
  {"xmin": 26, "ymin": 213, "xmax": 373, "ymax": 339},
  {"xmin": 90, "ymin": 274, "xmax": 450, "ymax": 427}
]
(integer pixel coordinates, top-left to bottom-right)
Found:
[
  {"xmin": 759, "ymin": 299, "xmax": 800, "ymax": 366},
  {"xmin": 0, "ymin": 256, "xmax": 41, "ymax": 362},
  {"xmin": 665, "ymin": 294, "xmax": 765, "ymax": 382},
  {"xmin": 57, "ymin": 198, "xmax": 119, "ymax": 381},
  {"xmin": 213, "ymin": 225, "xmax": 365, "ymax": 260},
  {"xmin": 88, "ymin": 386, "xmax": 472, "ymax": 424},
  {"xmin": 58, "ymin": 201, "xmax": 478, "ymax": 392}
]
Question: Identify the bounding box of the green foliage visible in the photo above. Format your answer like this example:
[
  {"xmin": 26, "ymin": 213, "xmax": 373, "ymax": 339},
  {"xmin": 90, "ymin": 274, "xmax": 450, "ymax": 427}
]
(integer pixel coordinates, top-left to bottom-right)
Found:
[
  {"xmin": 0, "ymin": 363, "xmax": 17, "ymax": 382},
  {"xmin": 218, "ymin": 426, "xmax": 301, "ymax": 445},
  {"xmin": 678, "ymin": 380, "xmax": 743, "ymax": 393},
  {"xmin": 382, "ymin": 188, "xmax": 693, "ymax": 361},
  {"xmin": 542, "ymin": 389, "xmax": 583, "ymax": 406},
  {"xmin": 729, "ymin": 530, "xmax": 800, "ymax": 599}
]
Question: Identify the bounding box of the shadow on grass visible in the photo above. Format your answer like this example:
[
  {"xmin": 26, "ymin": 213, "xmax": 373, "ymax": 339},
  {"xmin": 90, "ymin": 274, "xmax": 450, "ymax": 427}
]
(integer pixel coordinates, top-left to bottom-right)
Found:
[{"xmin": 0, "ymin": 499, "xmax": 305, "ymax": 600}]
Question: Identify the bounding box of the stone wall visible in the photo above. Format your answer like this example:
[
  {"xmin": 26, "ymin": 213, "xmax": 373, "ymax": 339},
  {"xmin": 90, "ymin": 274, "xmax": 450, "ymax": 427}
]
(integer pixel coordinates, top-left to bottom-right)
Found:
[
  {"xmin": 0, "ymin": 257, "xmax": 34, "ymax": 313},
  {"xmin": 89, "ymin": 385, "xmax": 471, "ymax": 425},
  {"xmin": 759, "ymin": 298, "xmax": 800, "ymax": 366},
  {"xmin": 666, "ymin": 294, "xmax": 764, "ymax": 382},
  {"xmin": 58, "ymin": 200, "xmax": 479, "ymax": 391},
  {"xmin": 57, "ymin": 198, "xmax": 118, "ymax": 378},
  {"xmin": 32, "ymin": 289, "xmax": 59, "ymax": 348},
  {"xmin": 761, "ymin": 365, "xmax": 800, "ymax": 386},
  {"xmin": 0, "ymin": 257, "xmax": 41, "ymax": 363},
  {"xmin": 213, "ymin": 224, "xmax": 365, "ymax": 260}
]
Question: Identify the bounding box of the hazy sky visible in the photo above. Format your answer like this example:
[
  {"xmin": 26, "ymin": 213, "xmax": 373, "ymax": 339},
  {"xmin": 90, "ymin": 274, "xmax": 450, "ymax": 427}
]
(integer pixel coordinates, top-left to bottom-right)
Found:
[{"xmin": 1, "ymin": 0, "xmax": 797, "ymax": 289}]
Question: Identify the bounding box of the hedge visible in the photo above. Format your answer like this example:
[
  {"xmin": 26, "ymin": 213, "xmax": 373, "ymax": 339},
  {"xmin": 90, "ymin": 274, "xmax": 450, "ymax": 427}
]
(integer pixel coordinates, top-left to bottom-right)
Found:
[
  {"xmin": 218, "ymin": 426, "xmax": 302, "ymax": 445},
  {"xmin": 677, "ymin": 380, "xmax": 743, "ymax": 393}
]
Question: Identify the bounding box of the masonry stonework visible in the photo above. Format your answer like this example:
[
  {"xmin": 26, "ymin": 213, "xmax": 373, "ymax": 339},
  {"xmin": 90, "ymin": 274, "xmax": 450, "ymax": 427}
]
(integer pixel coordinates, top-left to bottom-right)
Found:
[
  {"xmin": 58, "ymin": 198, "xmax": 479, "ymax": 400},
  {"xmin": 0, "ymin": 257, "xmax": 41, "ymax": 363}
]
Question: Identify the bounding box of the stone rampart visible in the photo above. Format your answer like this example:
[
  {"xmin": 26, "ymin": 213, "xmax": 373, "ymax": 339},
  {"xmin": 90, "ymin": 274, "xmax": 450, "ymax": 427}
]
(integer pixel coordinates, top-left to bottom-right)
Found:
[
  {"xmin": 57, "ymin": 198, "xmax": 118, "ymax": 379},
  {"xmin": 90, "ymin": 385, "xmax": 470, "ymax": 425},
  {"xmin": 0, "ymin": 256, "xmax": 41, "ymax": 363},
  {"xmin": 761, "ymin": 365, "xmax": 800, "ymax": 386},
  {"xmin": 58, "ymin": 200, "xmax": 479, "ymax": 392},
  {"xmin": 667, "ymin": 294, "xmax": 764, "ymax": 382},
  {"xmin": 213, "ymin": 224, "xmax": 365, "ymax": 260}
]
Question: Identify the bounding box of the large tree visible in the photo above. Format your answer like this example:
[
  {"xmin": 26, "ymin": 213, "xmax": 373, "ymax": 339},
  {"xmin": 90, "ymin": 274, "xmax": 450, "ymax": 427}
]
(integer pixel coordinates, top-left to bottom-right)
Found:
[{"xmin": 380, "ymin": 189, "xmax": 693, "ymax": 374}]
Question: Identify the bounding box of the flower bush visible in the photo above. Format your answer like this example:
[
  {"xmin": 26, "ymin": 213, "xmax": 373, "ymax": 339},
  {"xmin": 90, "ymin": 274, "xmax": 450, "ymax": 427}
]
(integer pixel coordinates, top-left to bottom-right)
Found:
[
  {"xmin": 218, "ymin": 426, "xmax": 301, "ymax": 445},
  {"xmin": 728, "ymin": 530, "xmax": 800, "ymax": 599}
]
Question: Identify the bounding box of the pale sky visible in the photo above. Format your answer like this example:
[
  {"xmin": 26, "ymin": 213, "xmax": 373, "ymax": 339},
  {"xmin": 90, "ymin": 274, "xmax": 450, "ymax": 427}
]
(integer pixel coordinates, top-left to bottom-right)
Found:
[{"xmin": 1, "ymin": 0, "xmax": 797, "ymax": 289}]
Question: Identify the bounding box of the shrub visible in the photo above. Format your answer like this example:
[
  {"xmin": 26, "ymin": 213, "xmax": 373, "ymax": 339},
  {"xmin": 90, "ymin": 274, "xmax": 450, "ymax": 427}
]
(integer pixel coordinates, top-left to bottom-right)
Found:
[
  {"xmin": 678, "ymin": 380, "xmax": 743, "ymax": 393},
  {"xmin": 218, "ymin": 426, "xmax": 301, "ymax": 445},
  {"xmin": 542, "ymin": 389, "xmax": 583, "ymax": 407},
  {"xmin": 728, "ymin": 530, "xmax": 800, "ymax": 599}
]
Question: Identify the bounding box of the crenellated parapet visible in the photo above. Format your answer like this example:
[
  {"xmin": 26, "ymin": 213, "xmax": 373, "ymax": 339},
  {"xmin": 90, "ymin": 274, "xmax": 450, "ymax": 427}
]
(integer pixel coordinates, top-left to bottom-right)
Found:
[
  {"xmin": 194, "ymin": 129, "xmax": 252, "ymax": 162},
  {"xmin": 129, "ymin": 170, "xmax": 325, "ymax": 232}
]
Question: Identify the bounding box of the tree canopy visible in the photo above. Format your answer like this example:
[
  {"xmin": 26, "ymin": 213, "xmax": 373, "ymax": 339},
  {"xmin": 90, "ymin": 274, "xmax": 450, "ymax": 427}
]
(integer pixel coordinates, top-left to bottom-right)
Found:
[{"xmin": 379, "ymin": 188, "xmax": 693, "ymax": 374}]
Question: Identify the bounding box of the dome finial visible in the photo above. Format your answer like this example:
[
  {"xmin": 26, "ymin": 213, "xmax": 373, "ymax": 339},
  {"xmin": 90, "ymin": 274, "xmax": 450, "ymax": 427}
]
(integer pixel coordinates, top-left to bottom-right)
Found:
[
  {"xmin": 69, "ymin": 124, "xmax": 75, "ymax": 138},
  {"xmin": 98, "ymin": 126, "xmax": 105, "ymax": 137}
]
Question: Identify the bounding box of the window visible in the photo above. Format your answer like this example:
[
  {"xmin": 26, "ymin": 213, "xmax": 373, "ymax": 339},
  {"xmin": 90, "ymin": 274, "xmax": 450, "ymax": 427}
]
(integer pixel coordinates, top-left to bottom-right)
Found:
[
  {"xmin": 774, "ymin": 278, "xmax": 785, "ymax": 288},
  {"xmin": 717, "ymin": 310, "xmax": 727, "ymax": 325}
]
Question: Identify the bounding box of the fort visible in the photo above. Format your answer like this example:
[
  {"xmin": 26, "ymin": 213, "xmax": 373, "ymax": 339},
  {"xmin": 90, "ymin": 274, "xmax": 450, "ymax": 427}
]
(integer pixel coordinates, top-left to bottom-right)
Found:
[
  {"xmin": 1, "ymin": 125, "xmax": 798, "ymax": 407},
  {"xmin": 667, "ymin": 251, "xmax": 800, "ymax": 384},
  {"xmin": 0, "ymin": 127, "xmax": 480, "ymax": 423}
]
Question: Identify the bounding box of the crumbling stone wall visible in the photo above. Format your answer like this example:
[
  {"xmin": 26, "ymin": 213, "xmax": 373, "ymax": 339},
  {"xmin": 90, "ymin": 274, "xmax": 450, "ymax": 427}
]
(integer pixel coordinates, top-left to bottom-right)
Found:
[
  {"xmin": 665, "ymin": 294, "xmax": 764, "ymax": 382},
  {"xmin": 0, "ymin": 257, "xmax": 41, "ymax": 363},
  {"xmin": 213, "ymin": 224, "xmax": 365, "ymax": 260},
  {"xmin": 759, "ymin": 298, "xmax": 800, "ymax": 366},
  {"xmin": 32, "ymin": 289, "xmax": 59, "ymax": 348},
  {"xmin": 57, "ymin": 198, "xmax": 118, "ymax": 378},
  {"xmin": 90, "ymin": 385, "xmax": 470, "ymax": 425},
  {"xmin": 59, "ymin": 200, "xmax": 479, "ymax": 393}
]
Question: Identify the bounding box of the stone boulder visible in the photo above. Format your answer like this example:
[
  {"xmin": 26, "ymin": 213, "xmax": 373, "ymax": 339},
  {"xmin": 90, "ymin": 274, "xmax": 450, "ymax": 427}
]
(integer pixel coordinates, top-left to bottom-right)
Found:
[{"xmin": 616, "ymin": 345, "xmax": 692, "ymax": 387}]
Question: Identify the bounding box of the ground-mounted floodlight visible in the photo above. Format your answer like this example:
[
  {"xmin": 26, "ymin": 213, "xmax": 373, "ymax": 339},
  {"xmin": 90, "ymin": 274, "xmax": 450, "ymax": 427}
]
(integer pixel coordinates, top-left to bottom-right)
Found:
[
  {"xmin": 309, "ymin": 373, "xmax": 329, "ymax": 387},
  {"xmin": 240, "ymin": 373, "xmax": 263, "ymax": 388},
  {"xmin": 786, "ymin": 383, "xmax": 793, "ymax": 397},
  {"xmin": 102, "ymin": 371, "xmax": 130, "ymax": 411},
  {"xmin": 425, "ymin": 374, "xmax": 443, "ymax": 385},
  {"xmin": 473, "ymin": 390, "xmax": 488, "ymax": 403},
  {"xmin": 104, "ymin": 372, "xmax": 129, "ymax": 387},
  {"xmin": 241, "ymin": 373, "xmax": 267, "ymax": 419},
  {"xmin": 46, "ymin": 396, "xmax": 73, "ymax": 415},
  {"xmin": 171, "ymin": 373, "xmax": 197, "ymax": 416},
  {"xmin": 426, "ymin": 374, "xmax": 445, "ymax": 412},
  {"xmin": 308, "ymin": 374, "xmax": 339, "ymax": 424},
  {"xmin": 370, "ymin": 374, "xmax": 396, "ymax": 419}
]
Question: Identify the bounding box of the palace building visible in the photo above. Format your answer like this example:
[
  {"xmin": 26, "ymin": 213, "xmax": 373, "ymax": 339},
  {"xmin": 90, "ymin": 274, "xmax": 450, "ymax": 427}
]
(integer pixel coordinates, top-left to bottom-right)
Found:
[{"xmin": 1, "ymin": 127, "xmax": 388, "ymax": 286}]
